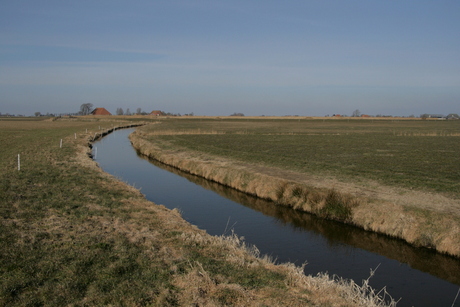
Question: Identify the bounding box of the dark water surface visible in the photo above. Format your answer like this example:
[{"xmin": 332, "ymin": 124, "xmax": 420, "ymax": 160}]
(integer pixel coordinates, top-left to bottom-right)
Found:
[{"xmin": 93, "ymin": 129, "xmax": 460, "ymax": 307}]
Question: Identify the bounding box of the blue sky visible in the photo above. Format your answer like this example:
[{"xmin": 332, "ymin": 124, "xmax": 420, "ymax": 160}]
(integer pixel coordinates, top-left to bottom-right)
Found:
[{"xmin": 1, "ymin": 1, "xmax": 459, "ymax": 116}]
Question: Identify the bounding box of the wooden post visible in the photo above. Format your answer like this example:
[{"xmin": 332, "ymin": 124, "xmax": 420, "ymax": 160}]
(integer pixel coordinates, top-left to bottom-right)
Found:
[
  {"xmin": 75, "ymin": 133, "xmax": 77, "ymax": 139},
  {"xmin": 18, "ymin": 154, "xmax": 20, "ymax": 171},
  {"xmin": 60, "ymin": 139, "xmax": 63, "ymax": 148}
]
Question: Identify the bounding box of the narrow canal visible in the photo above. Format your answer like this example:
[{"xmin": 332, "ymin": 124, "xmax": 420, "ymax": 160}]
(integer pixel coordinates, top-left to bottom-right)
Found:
[{"xmin": 93, "ymin": 128, "xmax": 460, "ymax": 307}]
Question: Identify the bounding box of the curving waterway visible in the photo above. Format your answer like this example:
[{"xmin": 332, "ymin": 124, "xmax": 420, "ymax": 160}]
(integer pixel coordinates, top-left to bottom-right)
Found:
[{"xmin": 93, "ymin": 128, "xmax": 460, "ymax": 307}]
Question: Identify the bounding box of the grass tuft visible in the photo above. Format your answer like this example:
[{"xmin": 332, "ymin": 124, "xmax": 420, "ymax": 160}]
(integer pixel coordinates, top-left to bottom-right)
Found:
[{"xmin": 320, "ymin": 189, "xmax": 354, "ymax": 222}]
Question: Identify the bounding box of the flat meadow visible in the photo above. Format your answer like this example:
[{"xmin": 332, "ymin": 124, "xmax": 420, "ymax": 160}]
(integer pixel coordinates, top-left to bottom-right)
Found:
[
  {"xmin": 145, "ymin": 117, "xmax": 460, "ymax": 197},
  {"xmin": 1, "ymin": 117, "xmax": 399, "ymax": 306}
]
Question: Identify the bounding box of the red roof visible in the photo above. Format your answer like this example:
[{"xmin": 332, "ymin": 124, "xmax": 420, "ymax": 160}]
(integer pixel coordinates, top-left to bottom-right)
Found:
[
  {"xmin": 91, "ymin": 108, "xmax": 112, "ymax": 115},
  {"xmin": 150, "ymin": 110, "xmax": 162, "ymax": 116}
]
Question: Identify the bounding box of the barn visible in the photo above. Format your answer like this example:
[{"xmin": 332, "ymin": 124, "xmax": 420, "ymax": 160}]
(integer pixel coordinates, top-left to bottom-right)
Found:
[{"xmin": 91, "ymin": 108, "xmax": 112, "ymax": 115}]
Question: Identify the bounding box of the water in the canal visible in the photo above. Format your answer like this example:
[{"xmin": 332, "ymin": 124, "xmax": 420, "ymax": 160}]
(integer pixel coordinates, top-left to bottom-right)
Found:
[{"xmin": 93, "ymin": 128, "xmax": 460, "ymax": 307}]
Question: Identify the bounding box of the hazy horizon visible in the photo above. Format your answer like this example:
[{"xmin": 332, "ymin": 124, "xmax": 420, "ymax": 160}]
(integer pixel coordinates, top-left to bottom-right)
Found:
[{"xmin": 1, "ymin": 1, "xmax": 459, "ymax": 117}]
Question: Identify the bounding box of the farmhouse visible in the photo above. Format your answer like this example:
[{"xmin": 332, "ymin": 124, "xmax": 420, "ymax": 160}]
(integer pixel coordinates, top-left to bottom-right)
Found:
[
  {"xmin": 91, "ymin": 108, "xmax": 112, "ymax": 115},
  {"xmin": 150, "ymin": 110, "xmax": 163, "ymax": 116}
]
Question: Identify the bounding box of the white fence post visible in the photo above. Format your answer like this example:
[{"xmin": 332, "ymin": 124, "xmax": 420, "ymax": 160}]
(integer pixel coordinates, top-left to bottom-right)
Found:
[
  {"xmin": 60, "ymin": 139, "xmax": 63, "ymax": 148},
  {"xmin": 18, "ymin": 154, "xmax": 20, "ymax": 171}
]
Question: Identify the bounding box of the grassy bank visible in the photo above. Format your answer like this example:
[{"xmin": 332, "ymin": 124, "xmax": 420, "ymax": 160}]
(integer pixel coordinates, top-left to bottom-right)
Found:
[
  {"xmin": 130, "ymin": 117, "xmax": 460, "ymax": 257},
  {"xmin": 0, "ymin": 117, "xmax": 397, "ymax": 306}
]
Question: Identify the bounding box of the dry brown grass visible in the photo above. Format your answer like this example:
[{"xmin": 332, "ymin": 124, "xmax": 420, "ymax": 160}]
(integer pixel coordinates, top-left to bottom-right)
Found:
[{"xmin": 174, "ymin": 231, "xmax": 398, "ymax": 307}]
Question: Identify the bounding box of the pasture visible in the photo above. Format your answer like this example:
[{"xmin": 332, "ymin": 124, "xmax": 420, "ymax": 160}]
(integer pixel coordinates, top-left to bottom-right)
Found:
[
  {"xmin": 1, "ymin": 117, "xmax": 396, "ymax": 306},
  {"xmin": 145, "ymin": 117, "xmax": 460, "ymax": 197}
]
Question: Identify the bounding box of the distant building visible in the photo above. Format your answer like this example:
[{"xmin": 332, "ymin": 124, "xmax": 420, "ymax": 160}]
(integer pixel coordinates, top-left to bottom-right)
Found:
[
  {"xmin": 150, "ymin": 110, "xmax": 163, "ymax": 116},
  {"xmin": 446, "ymin": 113, "xmax": 459, "ymax": 120},
  {"xmin": 91, "ymin": 108, "xmax": 112, "ymax": 115},
  {"xmin": 421, "ymin": 114, "xmax": 444, "ymax": 119},
  {"xmin": 361, "ymin": 114, "xmax": 371, "ymax": 118}
]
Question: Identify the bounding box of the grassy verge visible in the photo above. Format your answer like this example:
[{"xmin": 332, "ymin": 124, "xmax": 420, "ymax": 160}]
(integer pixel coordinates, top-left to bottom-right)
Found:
[
  {"xmin": 130, "ymin": 117, "xmax": 460, "ymax": 257},
  {"xmin": 0, "ymin": 117, "xmax": 397, "ymax": 306}
]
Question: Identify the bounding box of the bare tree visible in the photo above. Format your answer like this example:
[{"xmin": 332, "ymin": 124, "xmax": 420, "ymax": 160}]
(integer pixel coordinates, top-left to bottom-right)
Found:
[
  {"xmin": 352, "ymin": 109, "xmax": 361, "ymax": 117},
  {"xmin": 136, "ymin": 107, "xmax": 142, "ymax": 115},
  {"xmin": 34, "ymin": 112, "xmax": 41, "ymax": 117},
  {"xmin": 80, "ymin": 103, "xmax": 93, "ymax": 115},
  {"xmin": 116, "ymin": 108, "xmax": 124, "ymax": 115}
]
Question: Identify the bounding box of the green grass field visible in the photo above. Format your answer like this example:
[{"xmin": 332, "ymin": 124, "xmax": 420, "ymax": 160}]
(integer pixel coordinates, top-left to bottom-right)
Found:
[{"xmin": 145, "ymin": 118, "xmax": 460, "ymax": 197}]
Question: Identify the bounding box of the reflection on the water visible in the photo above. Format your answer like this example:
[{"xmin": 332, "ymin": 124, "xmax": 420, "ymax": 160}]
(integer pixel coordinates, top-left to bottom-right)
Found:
[{"xmin": 142, "ymin": 154, "xmax": 460, "ymax": 286}]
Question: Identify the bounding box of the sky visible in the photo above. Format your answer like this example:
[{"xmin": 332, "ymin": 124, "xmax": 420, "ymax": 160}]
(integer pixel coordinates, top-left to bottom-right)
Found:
[{"xmin": 1, "ymin": 1, "xmax": 459, "ymax": 117}]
